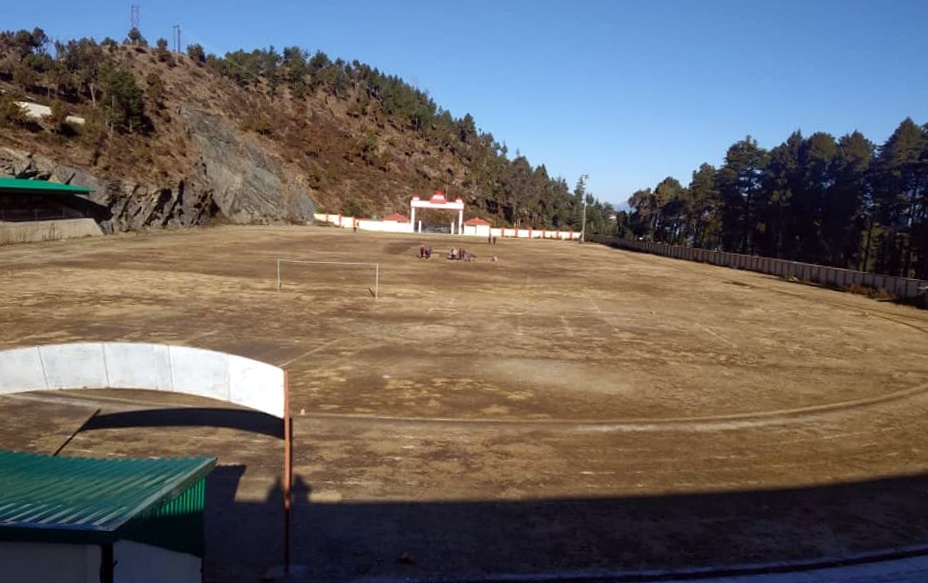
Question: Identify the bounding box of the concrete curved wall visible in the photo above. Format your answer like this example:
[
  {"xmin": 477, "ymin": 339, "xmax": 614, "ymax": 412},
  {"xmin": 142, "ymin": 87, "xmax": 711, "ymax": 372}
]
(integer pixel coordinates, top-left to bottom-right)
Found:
[{"xmin": 0, "ymin": 342, "xmax": 285, "ymax": 419}]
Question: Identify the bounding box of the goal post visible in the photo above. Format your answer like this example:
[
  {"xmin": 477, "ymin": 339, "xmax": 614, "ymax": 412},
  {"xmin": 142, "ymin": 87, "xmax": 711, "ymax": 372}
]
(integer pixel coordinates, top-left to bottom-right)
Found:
[{"xmin": 276, "ymin": 259, "xmax": 380, "ymax": 298}]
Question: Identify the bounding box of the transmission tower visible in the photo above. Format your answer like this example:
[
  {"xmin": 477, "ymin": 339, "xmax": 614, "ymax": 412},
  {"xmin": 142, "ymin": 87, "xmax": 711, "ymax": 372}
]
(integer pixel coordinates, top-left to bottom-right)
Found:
[
  {"xmin": 130, "ymin": 5, "xmax": 140, "ymax": 30},
  {"xmin": 172, "ymin": 24, "xmax": 181, "ymax": 52}
]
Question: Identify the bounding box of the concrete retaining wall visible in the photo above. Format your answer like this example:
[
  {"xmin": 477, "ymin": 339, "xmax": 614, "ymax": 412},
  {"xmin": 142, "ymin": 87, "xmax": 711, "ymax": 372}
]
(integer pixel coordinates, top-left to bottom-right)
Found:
[
  {"xmin": 599, "ymin": 237, "xmax": 928, "ymax": 302},
  {"xmin": 0, "ymin": 342, "xmax": 285, "ymax": 418},
  {"xmin": 0, "ymin": 218, "xmax": 103, "ymax": 245}
]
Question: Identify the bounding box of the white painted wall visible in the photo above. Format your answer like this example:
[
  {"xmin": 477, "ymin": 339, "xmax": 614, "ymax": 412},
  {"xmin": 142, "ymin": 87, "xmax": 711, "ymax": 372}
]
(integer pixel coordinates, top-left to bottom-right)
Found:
[
  {"xmin": 0, "ymin": 342, "xmax": 286, "ymax": 418},
  {"xmin": 355, "ymin": 218, "xmax": 410, "ymax": 232},
  {"xmin": 463, "ymin": 224, "xmax": 491, "ymax": 237},
  {"xmin": 114, "ymin": 540, "xmax": 201, "ymax": 583},
  {"xmin": 316, "ymin": 213, "xmax": 583, "ymax": 240},
  {"xmin": 0, "ymin": 541, "xmax": 100, "ymax": 583}
]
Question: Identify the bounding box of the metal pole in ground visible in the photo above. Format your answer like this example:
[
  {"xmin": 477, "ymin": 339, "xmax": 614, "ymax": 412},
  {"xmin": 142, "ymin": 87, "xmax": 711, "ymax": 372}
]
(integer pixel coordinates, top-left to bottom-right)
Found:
[
  {"xmin": 579, "ymin": 173, "xmax": 589, "ymax": 243},
  {"xmin": 283, "ymin": 370, "xmax": 291, "ymax": 575}
]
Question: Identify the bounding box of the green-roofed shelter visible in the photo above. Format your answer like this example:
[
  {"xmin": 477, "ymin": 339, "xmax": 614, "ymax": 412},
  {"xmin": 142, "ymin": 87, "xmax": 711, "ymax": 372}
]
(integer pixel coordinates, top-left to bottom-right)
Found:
[
  {"xmin": 0, "ymin": 177, "xmax": 108, "ymax": 244},
  {"xmin": 0, "ymin": 177, "xmax": 94, "ymax": 195},
  {"xmin": 0, "ymin": 449, "xmax": 216, "ymax": 583}
]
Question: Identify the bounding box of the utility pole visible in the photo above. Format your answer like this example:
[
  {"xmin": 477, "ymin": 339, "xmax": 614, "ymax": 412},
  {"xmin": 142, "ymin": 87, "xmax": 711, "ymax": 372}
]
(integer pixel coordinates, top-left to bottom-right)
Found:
[
  {"xmin": 172, "ymin": 25, "xmax": 181, "ymax": 53},
  {"xmin": 579, "ymin": 173, "xmax": 589, "ymax": 243}
]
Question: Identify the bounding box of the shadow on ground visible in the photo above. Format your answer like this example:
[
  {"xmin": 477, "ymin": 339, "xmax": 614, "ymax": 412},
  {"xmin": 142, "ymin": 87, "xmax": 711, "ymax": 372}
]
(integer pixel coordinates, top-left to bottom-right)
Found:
[
  {"xmin": 79, "ymin": 409, "xmax": 928, "ymax": 583},
  {"xmin": 82, "ymin": 407, "xmax": 284, "ymax": 439},
  {"xmin": 193, "ymin": 469, "xmax": 928, "ymax": 583}
]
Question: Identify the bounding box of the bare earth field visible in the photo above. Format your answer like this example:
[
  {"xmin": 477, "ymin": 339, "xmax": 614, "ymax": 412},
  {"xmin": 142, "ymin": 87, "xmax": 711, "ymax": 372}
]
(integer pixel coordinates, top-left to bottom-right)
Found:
[{"xmin": 2, "ymin": 226, "xmax": 928, "ymax": 582}]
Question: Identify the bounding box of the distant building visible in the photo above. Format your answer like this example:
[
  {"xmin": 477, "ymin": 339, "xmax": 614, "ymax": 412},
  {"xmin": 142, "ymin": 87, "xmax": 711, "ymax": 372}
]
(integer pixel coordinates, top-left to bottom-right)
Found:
[{"xmin": 463, "ymin": 217, "xmax": 492, "ymax": 238}]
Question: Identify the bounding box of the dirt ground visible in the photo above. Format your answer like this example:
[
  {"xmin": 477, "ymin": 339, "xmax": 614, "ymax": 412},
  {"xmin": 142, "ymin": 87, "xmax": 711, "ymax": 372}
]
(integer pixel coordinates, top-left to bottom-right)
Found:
[{"xmin": 2, "ymin": 225, "xmax": 928, "ymax": 582}]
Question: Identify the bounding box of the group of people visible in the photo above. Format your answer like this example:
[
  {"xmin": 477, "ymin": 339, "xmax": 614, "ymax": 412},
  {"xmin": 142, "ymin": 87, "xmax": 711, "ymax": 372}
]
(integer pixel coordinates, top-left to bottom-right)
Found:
[
  {"xmin": 418, "ymin": 244, "xmax": 477, "ymax": 261},
  {"xmin": 448, "ymin": 247, "xmax": 476, "ymax": 261}
]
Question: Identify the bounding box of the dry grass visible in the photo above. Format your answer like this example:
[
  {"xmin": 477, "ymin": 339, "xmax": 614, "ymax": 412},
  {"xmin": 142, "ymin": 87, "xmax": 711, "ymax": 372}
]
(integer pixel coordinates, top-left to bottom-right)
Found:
[{"xmin": 3, "ymin": 226, "xmax": 928, "ymax": 581}]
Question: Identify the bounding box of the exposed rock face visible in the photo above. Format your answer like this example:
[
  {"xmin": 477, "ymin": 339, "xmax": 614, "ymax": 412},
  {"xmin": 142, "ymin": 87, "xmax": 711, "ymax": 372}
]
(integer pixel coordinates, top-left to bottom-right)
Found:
[
  {"xmin": 181, "ymin": 107, "xmax": 316, "ymax": 225},
  {"xmin": 0, "ymin": 107, "xmax": 317, "ymax": 233}
]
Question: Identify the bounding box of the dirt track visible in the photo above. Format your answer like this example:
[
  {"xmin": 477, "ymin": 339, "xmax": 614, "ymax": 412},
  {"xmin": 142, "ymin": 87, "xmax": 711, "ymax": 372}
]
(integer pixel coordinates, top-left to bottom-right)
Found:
[{"xmin": 2, "ymin": 226, "xmax": 928, "ymax": 582}]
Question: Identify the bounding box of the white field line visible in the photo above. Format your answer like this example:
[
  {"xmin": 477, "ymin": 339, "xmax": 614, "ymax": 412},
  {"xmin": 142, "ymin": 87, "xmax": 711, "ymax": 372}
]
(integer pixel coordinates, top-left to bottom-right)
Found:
[
  {"xmin": 180, "ymin": 329, "xmax": 219, "ymax": 344},
  {"xmin": 277, "ymin": 339, "xmax": 341, "ymax": 367},
  {"xmin": 560, "ymin": 315, "xmax": 574, "ymax": 337},
  {"xmin": 698, "ymin": 323, "xmax": 737, "ymax": 348},
  {"xmin": 587, "ymin": 296, "xmax": 619, "ymax": 335}
]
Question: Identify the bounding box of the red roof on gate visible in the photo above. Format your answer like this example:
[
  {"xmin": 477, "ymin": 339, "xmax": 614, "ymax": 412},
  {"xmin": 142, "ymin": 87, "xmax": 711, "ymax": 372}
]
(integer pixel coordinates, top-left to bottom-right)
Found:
[
  {"xmin": 382, "ymin": 213, "xmax": 410, "ymax": 222},
  {"xmin": 429, "ymin": 191, "xmax": 447, "ymax": 204},
  {"xmin": 464, "ymin": 217, "xmax": 491, "ymax": 226}
]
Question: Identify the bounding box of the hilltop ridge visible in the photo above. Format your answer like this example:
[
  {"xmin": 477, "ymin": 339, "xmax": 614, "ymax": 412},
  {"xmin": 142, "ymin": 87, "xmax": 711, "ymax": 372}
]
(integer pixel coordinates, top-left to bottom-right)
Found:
[{"xmin": 0, "ymin": 28, "xmax": 615, "ymax": 233}]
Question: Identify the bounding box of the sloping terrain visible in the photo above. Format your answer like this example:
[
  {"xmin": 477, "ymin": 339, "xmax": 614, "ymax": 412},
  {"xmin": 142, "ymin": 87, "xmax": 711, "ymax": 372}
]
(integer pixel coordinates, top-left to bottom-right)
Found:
[{"xmin": 0, "ymin": 32, "xmax": 607, "ymax": 234}]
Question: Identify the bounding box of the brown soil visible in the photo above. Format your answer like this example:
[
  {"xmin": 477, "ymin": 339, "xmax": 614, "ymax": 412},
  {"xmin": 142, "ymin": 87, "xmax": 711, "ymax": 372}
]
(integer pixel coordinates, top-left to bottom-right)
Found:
[{"xmin": 2, "ymin": 226, "xmax": 928, "ymax": 582}]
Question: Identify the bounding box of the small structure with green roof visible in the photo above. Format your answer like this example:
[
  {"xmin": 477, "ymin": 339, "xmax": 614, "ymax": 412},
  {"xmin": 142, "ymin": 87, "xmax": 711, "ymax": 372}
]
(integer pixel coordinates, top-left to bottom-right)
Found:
[
  {"xmin": 0, "ymin": 177, "xmax": 108, "ymax": 244},
  {"xmin": 0, "ymin": 449, "xmax": 216, "ymax": 583},
  {"xmin": 0, "ymin": 177, "xmax": 98, "ymax": 221}
]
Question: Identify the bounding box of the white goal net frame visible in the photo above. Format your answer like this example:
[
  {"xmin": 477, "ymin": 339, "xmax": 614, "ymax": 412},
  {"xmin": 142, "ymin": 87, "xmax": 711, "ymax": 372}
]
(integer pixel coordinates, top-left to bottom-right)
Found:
[{"xmin": 276, "ymin": 259, "xmax": 381, "ymax": 298}]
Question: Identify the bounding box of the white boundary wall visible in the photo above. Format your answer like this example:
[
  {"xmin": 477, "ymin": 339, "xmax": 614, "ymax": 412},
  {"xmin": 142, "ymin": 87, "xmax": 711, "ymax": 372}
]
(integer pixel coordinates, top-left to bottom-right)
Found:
[
  {"xmin": 356, "ymin": 218, "xmax": 409, "ymax": 232},
  {"xmin": 0, "ymin": 342, "xmax": 285, "ymax": 418},
  {"xmin": 314, "ymin": 213, "xmax": 582, "ymax": 240}
]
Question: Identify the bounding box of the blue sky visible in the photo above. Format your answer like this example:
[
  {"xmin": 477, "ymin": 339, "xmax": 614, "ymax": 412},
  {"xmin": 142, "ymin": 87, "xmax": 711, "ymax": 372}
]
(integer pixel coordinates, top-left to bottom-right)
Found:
[{"xmin": 4, "ymin": 1, "xmax": 928, "ymax": 208}]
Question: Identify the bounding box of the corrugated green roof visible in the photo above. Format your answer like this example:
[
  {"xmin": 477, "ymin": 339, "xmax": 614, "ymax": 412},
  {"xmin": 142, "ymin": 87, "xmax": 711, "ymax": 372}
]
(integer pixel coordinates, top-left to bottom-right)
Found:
[
  {"xmin": 0, "ymin": 177, "xmax": 94, "ymax": 194},
  {"xmin": 0, "ymin": 450, "xmax": 215, "ymax": 546}
]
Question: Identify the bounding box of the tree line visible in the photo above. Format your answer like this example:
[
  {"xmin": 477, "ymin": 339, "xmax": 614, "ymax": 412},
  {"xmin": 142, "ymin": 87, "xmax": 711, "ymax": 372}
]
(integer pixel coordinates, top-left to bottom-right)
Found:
[
  {"xmin": 0, "ymin": 28, "xmax": 148, "ymax": 134},
  {"xmin": 626, "ymin": 120, "xmax": 928, "ymax": 279},
  {"xmin": 0, "ymin": 26, "xmax": 614, "ymax": 231}
]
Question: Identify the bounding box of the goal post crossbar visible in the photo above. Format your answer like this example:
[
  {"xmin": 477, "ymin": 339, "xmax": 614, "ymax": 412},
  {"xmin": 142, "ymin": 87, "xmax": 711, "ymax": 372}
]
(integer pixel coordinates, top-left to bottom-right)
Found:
[{"xmin": 276, "ymin": 259, "xmax": 380, "ymax": 298}]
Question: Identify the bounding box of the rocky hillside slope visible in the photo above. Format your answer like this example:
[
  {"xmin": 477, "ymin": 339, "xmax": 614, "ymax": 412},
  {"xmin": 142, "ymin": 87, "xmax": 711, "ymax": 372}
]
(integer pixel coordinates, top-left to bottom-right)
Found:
[{"xmin": 0, "ymin": 30, "xmax": 612, "ymax": 234}]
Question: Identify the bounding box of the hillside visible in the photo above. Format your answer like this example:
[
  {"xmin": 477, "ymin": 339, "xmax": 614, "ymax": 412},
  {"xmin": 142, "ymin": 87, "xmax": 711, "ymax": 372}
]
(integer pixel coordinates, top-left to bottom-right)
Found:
[{"xmin": 0, "ymin": 28, "xmax": 615, "ymax": 233}]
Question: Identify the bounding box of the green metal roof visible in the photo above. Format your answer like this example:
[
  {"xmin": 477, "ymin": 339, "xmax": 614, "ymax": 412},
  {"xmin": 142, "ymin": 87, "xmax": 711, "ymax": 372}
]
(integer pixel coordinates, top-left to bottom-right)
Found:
[
  {"xmin": 0, "ymin": 177, "xmax": 94, "ymax": 195},
  {"xmin": 0, "ymin": 450, "xmax": 215, "ymax": 546}
]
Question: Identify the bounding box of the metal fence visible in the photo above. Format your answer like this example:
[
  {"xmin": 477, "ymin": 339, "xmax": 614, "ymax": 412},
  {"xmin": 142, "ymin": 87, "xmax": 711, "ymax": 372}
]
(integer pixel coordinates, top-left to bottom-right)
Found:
[{"xmin": 596, "ymin": 236, "xmax": 928, "ymax": 303}]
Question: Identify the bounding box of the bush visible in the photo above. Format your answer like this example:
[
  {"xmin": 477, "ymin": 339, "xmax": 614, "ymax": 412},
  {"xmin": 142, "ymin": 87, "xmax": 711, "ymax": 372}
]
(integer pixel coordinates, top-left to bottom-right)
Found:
[
  {"xmin": 0, "ymin": 94, "xmax": 28, "ymax": 127},
  {"xmin": 844, "ymin": 282, "xmax": 895, "ymax": 300}
]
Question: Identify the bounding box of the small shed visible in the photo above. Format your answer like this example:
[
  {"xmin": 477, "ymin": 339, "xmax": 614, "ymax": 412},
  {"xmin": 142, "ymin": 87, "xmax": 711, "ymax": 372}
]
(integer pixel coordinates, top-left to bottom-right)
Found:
[
  {"xmin": 463, "ymin": 217, "xmax": 492, "ymax": 238},
  {"xmin": 0, "ymin": 450, "xmax": 216, "ymax": 583}
]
